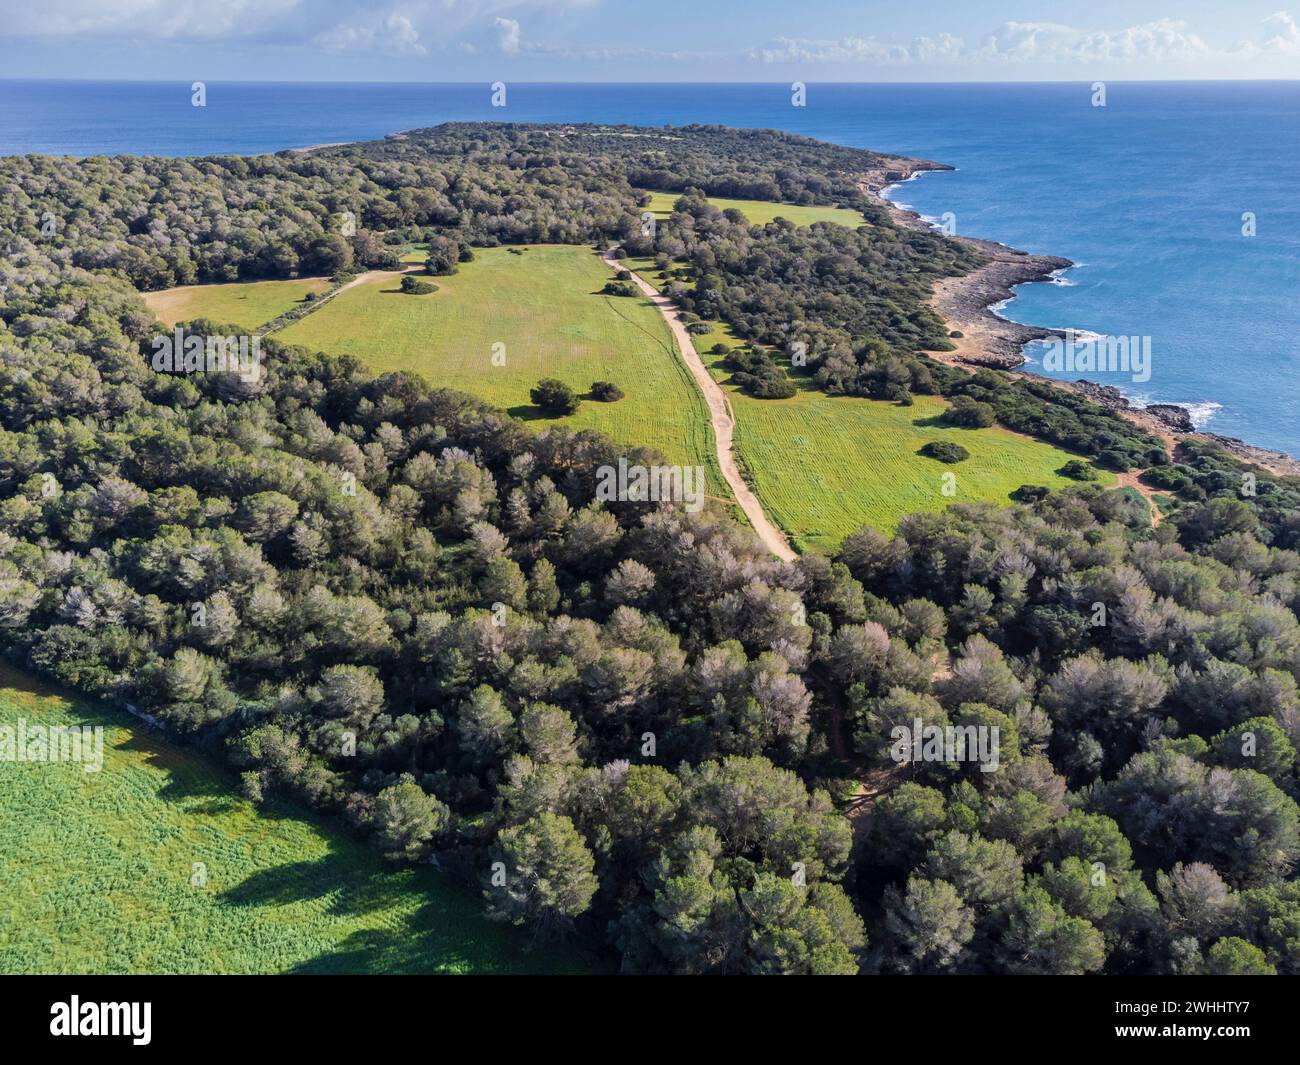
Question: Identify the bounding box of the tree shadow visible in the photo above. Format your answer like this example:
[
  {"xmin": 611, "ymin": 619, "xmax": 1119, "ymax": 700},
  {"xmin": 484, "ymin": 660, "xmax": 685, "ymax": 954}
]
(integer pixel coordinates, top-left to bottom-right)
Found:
[
  {"xmin": 288, "ymin": 895, "xmax": 598, "ymax": 975},
  {"xmin": 910, "ymin": 413, "xmax": 950, "ymax": 428},
  {"xmin": 184, "ymin": 796, "xmax": 245, "ymax": 816},
  {"xmin": 218, "ymin": 840, "xmax": 599, "ymax": 974},
  {"xmin": 114, "ymin": 730, "xmax": 240, "ymax": 804},
  {"xmin": 506, "ymin": 404, "xmax": 548, "ymax": 422},
  {"xmin": 220, "ymin": 845, "xmax": 419, "ymax": 917}
]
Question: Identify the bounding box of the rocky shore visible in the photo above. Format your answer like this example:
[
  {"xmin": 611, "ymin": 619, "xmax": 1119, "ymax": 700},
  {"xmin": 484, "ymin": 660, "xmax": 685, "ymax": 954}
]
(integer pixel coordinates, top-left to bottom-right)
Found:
[
  {"xmin": 859, "ymin": 156, "xmax": 1300, "ymax": 480},
  {"xmin": 925, "ymin": 241, "xmax": 1074, "ymax": 366},
  {"xmin": 860, "ymin": 156, "xmax": 1073, "ymax": 367},
  {"xmin": 1066, "ymin": 382, "xmax": 1300, "ymax": 477}
]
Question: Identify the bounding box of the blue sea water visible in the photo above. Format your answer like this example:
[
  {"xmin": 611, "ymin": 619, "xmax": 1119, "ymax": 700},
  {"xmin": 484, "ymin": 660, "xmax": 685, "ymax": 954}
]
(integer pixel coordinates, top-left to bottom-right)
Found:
[{"xmin": 2, "ymin": 80, "xmax": 1297, "ymax": 455}]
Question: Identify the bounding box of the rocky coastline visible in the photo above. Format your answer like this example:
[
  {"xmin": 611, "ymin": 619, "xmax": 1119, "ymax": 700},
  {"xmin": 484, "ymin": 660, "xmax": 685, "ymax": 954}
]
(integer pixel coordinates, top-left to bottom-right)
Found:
[{"xmin": 859, "ymin": 156, "xmax": 1300, "ymax": 479}]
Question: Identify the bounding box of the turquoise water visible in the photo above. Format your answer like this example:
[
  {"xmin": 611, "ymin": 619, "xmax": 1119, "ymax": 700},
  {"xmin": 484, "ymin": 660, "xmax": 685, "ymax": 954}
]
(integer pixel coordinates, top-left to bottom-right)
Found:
[{"xmin": 2, "ymin": 80, "xmax": 1297, "ymax": 454}]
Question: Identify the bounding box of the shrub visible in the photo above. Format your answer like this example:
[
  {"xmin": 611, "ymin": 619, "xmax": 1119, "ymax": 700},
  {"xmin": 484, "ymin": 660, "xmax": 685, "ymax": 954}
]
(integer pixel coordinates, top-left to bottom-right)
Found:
[
  {"xmin": 723, "ymin": 348, "xmax": 796, "ymax": 399},
  {"xmin": 400, "ymin": 276, "xmax": 437, "ymax": 295},
  {"xmin": 919, "ymin": 440, "xmax": 970, "ymax": 464},
  {"xmin": 590, "ymin": 381, "xmax": 625, "ymax": 402},
  {"xmin": 1059, "ymin": 459, "xmax": 1099, "ymax": 481},
  {"xmin": 943, "ymin": 395, "xmax": 996, "ymax": 428},
  {"xmin": 424, "ymin": 255, "xmax": 459, "ymax": 275},
  {"xmin": 735, "ymin": 372, "xmax": 797, "ymax": 399},
  {"xmin": 1011, "ymin": 484, "xmax": 1051, "ymax": 503},
  {"xmin": 530, "ymin": 378, "xmax": 580, "ymax": 415},
  {"xmin": 601, "ymin": 281, "xmax": 639, "ymax": 297}
]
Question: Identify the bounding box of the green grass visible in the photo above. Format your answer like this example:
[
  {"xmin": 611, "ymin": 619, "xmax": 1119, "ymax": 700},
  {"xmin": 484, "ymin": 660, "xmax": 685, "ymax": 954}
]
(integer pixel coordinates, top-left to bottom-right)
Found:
[
  {"xmin": 693, "ymin": 316, "xmax": 1113, "ymax": 551},
  {"xmin": 277, "ymin": 245, "xmax": 726, "ymax": 497},
  {"xmin": 0, "ymin": 665, "xmax": 588, "ymax": 974},
  {"xmin": 622, "ymin": 259, "xmax": 1113, "ymax": 551},
  {"xmin": 143, "ymin": 277, "xmax": 332, "ymax": 331},
  {"xmin": 640, "ymin": 190, "xmax": 866, "ymax": 228}
]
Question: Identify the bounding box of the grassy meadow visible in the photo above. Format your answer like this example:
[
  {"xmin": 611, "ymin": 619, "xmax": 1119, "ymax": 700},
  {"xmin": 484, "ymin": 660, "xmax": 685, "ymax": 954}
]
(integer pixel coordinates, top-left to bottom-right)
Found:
[
  {"xmin": 143, "ymin": 277, "xmax": 332, "ymax": 331},
  {"xmin": 625, "ymin": 256, "xmax": 1112, "ymax": 550},
  {"xmin": 0, "ymin": 665, "xmax": 586, "ymax": 974},
  {"xmin": 704, "ymin": 325, "xmax": 1112, "ymax": 549},
  {"xmin": 640, "ymin": 190, "xmax": 866, "ymax": 228},
  {"xmin": 722, "ymin": 386, "xmax": 1110, "ymax": 551},
  {"xmin": 276, "ymin": 245, "xmax": 726, "ymax": 496}
]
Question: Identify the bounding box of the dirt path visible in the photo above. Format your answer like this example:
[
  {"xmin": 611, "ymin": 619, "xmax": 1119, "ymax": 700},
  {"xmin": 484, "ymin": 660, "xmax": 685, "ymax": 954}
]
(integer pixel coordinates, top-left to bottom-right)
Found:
[
  {"xmin": 335, "ymin": 268, "xmax": 407, "ymax": 294},
  {"xmin": 607, "ymin": 251, "xmax": 797, "ymax": 561},
  {"xmin": 1115, "ymin": 470, "xmax": 1166, "ymax": 525},
  {"xmin": 260, "ymin": 268, "xmax": 413, "ymax": 335},
  {"xmin": 842, "ymin": 763, "xmax": 909, "ymax": 842}
]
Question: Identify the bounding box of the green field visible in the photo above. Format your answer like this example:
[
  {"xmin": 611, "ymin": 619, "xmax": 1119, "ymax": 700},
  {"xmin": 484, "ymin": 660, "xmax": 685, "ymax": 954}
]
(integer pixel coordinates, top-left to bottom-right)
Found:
[
  {"xmin": 724, "ymin": 385, "xmax": 1111, "ymax": 551},
  {"xmin": 640, "ymin": 190, "xmax": 866, "ymax": 228},
  {"xmin": 143, "ymin": 277, "xmax": 332, "ymax": 331},
  {"xmin": 277, "ymin": 245, "xmax": 725, "ymax": 495},
  {"xmin": 616, "ymin": 261, "xmax": 1111, "ymax": 551},
  {"xmin": 0, "ymin": 666, "xmax": 586, "ymax": 974},
  {"xmin": 695, "ymin": 322, "xmax": 1111, "ymax": 549}
]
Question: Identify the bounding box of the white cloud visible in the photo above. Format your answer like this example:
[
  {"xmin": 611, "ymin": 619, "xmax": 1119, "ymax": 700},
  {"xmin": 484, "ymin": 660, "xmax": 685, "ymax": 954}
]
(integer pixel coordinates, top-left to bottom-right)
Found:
[
  {"xmin": 753, "ymin": 17, "xmax": 1220, "ymax": 70},
  {"xmin": 315, "ymin": 13, "xmax": 426, "ymax": 56},
  {"xmin": 980, "ymin": 21, "xmax": 1081, "ymax": 62},
  {"xmin": 0, "ymin": 0, "xmax": 301, "ymax": 38},
  {"xmin": 2, "ymin": 4, "xmax": 1297, "ymax": 77},
  {"xmin": 1262, "ymin": 10, "xmax": 1300, "ymax": 53},
  {"xmin": 911, "ymin": 33, "xmax": 966, "ymax": 63},
  {"xmin": 982, "ymin": 19, "xmax": 1210, "ymax": 63},
  {"xmin": 753, "ymin": 36, "xmax": 909, "ymax": 65},
  {"xmin": 494, "ymin": 16, "xmax": 520, "ymax": 55},
  {"xmin": 0, "ymin": 0, "xmax": 593, "ymax": 49}
]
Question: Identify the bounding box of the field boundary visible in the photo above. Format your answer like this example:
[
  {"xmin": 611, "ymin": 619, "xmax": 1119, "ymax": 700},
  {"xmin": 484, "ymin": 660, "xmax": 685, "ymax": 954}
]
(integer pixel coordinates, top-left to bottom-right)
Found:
[{"xmin": 258, "ymin": 268, "xmax": 414, "ymax": 336}]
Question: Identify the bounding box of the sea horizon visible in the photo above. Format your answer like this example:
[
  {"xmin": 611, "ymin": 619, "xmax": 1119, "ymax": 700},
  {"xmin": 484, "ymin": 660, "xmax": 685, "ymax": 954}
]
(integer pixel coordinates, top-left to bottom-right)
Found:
[
  {"xmin": 5, "ymin": 76, "xmax": 1298, "ymax": 84},
  {"xmin": 3, "ymin": 78, "xmax": 1297, "ymax": 457}
]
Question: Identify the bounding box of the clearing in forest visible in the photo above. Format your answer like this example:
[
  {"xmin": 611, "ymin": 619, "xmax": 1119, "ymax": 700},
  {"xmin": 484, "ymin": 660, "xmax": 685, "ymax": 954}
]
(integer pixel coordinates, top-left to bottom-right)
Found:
[
  {"xmin": 703, "ymin": 324, "xmax": 1113, "ymax": 550},
  {"xmin": 639, "ymin": 189, "xmax": 867, "ymax": 228},
  {"xmin": 623, "ymin": 258, "xmax": 1114, "ymax": 552},
  {"xmin": 143, "ymin": 277, "xmax": 332, "ymax": 331},
  {"xmin": 276, "ymin": 244, "xmax": 725, "ymax": 495}
]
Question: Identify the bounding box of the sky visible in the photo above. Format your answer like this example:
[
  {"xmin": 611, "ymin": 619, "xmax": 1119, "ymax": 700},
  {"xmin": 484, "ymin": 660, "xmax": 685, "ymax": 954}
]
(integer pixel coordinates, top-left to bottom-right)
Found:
[{"xmin": 0, "ymin": 0, "xmax": 1297, "ymax": 81}]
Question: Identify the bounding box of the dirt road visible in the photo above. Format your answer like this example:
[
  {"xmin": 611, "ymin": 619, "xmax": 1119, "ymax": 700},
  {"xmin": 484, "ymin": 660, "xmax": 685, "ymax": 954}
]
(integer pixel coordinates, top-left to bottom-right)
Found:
[{"xmin": 606, "ymin": 251, "xmax": 797, "ymax": 561}]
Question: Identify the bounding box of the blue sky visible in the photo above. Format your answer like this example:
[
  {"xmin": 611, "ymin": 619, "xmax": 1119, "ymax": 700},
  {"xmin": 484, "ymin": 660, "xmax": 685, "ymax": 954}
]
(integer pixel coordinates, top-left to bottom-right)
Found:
[{"xmin": 0, "ymin": 1, "xmax": 1297, "ymax": 80}]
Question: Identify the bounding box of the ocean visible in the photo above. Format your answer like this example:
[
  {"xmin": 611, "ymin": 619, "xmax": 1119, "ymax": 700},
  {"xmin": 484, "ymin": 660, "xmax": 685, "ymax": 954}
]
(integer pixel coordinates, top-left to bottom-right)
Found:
[{"xmin": 2, "ymin": 80, "xmax": 1297, "ymax": 456}]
